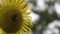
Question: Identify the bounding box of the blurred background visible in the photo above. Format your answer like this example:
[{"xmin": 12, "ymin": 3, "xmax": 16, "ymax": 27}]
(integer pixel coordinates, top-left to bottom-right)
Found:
[{"xmin": 24, "ymin": 0, "xmax": 60, "ymax": 34}]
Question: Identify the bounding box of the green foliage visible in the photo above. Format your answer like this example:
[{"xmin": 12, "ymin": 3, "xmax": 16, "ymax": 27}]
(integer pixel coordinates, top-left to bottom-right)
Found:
[{"xmin": 28, "ymin": 0, "xmax": 60, "ymax": 34}]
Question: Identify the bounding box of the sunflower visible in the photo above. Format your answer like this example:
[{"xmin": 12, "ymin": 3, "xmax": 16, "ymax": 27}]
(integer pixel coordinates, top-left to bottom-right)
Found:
[{"xmin": 0, "ymin": 0, "xmax": 33, "ymax": 34}]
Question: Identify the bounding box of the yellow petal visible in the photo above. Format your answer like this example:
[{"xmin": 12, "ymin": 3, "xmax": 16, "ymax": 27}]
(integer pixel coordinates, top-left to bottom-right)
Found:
[
  {"xmin": 11, "ymin": 0, "xmax": 15, "ymax": 5},
  {"xmin": 0, "ymin": 3, "xmax": 4, "ymax": 8},
  {"xmin": 2, "ymin": 0, "xmax": 5, "ymax": 3},
  {"xmin": 24, "ymin": 12, "xmax": 31, "ymax": 15},
  {"xmin": 23, "ymin": 19, "xmax": 33, "ymax": 26},
  {"xmin": 27, "ymin": 20, "xmax": 33, "ymax": 26},
  {"xmin": 19, "ymin": 2, "xmax": 27, "ymax": 9},
  {"xmin": 20, "ymin": 29, "xmax": 24, "ymax": 34},
  {"xmin": 5, "ymin": 0, "xmax": 10, "ymax": 5},
  {"xmin": 23, "ymin": 25, "xmax": 31, "ymax": 31},
  {"xmin": 22, "ymin": 26, "xmax": 28, "ymax": 32},
  {"xmin": 22, "ymin": 6, "xmax": 29, "ymax": 12},
  {"xmin": 18, "ymin": 0, "xmax": 23, "ymax": 6},
  {"xmin": 0, "ymin": 28, "xmax": 2, "ymax": 34},
  {"xmin": 15, "ymin": 0, "xmax": 19, "ymax": 5},
  {"xmin": 23, "ymin": 15, "xmax": 32, "ymax": 19}
]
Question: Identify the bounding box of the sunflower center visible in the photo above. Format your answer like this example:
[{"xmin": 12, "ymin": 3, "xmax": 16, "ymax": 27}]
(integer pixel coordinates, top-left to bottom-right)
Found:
[
  {"xmin": 1, "ymin": 7, "xmax": 23, "ymax": 33},
  {"xmin": 11, "ymin": 14, "xmax": 17, "ymax": 22}
]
